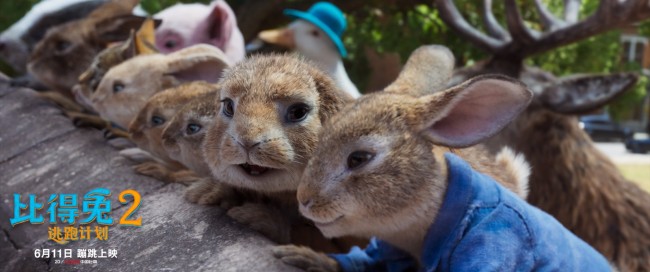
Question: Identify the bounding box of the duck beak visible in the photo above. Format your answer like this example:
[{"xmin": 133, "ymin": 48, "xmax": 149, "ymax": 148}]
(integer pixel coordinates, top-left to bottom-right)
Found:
[{"xmin": 258, "ymin": 28, "xmax": 295, "ymax": 49}]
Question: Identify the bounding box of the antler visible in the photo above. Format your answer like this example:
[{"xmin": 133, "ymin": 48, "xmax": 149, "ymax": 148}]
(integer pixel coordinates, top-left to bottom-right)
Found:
[{"xmin": 437, "ymin": 0, "xmax": 650, "ymax": 58}]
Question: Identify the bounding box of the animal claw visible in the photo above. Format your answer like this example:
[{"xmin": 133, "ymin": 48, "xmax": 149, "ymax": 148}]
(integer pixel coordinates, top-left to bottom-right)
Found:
[{"xmin": 272, "ymin": 245, "xmax": 340, "ymax": 272}]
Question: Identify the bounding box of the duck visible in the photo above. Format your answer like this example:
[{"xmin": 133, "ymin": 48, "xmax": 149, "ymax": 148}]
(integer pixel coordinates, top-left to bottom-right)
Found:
[{"xmin": 257, "ymin": 2, "xmax": 361, "ymax": 98}]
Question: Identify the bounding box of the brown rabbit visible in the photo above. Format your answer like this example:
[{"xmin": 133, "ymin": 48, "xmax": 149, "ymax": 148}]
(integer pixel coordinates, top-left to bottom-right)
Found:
[
  {"xmin": 157, "ymin": 89, "xmax": 251, "ymax": 206},
  {"xmin": 191, "ymin": 54, "xmax": 355, "ymax": 247},
  {"xmin": 73, "ymin": 17, "xmax": 159, "ymax": 111},
  {"xmin": 161, "ymin": 89, "xmax": 221, "ymax": 177},
  {"xmin": 28, "ymin": 0, "xmax": 144, "ymax": 94},
  {"xmin": 90, "ymin": 44, "xmax": 230, "ymax": 129},
  {"xmin": 56, "ymin": 19, "xmax": 159, "ymax": 138},
  {"xmin": 125, "ymin": 86, "xmax": 223, "ymax": 185},
  {"xmin": 127, "ymin": 81, "xmax": 219, "ymax": 182},
  {"xmin": 202, "ymin": 54, "xmax": 353, "ymax": 193},
  {"xmin": 272, "ymin": 46, "xmax": 612, "ymax": 271}
]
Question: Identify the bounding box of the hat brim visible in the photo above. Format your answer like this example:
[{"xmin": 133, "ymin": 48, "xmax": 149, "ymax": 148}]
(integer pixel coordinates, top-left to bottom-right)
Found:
[{"xmin": 284, "ymin": 9, "xmax": 348, "ymax": 58}]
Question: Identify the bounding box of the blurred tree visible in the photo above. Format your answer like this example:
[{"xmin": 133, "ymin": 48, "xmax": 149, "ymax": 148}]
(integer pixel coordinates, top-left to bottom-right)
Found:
[
  {"xmin": 0, "ymin": 1, "xmax": 40, "ymax": 31},
  {"xmin": 0, "ymin": 0, "xmax": 39, "ymax": 75},
  {"xmin": 1, "ymin": 0, "xmax": 647, "ymax": 120},
  {"xmin": 140, "ymin": 0, "xmax": 210, "ymax": 13},
  {"xmin": 227, "ymin": 0, "xmax": 649, "ymax": 110}
]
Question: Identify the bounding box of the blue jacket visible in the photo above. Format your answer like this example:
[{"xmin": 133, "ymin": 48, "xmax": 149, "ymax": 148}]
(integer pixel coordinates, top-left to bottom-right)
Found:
[{"xmin": 330, "ymin": 153, "xmax": 611, "ymax": 272}]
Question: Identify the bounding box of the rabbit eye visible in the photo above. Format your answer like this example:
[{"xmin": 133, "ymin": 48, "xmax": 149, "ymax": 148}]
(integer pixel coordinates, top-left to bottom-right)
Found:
[
  {"xmin": 286, "ymin": 103, "xmax": 311, "ymax": 123},
  {"xmin": 221, "ymin": 98, "xmax": 234, "ymax": 117},
  {"xmin": 310, "ymin": 29, "xmax": 320, "ymax": 37},
  {"xmin": 55, "ymin": 40, "xmax": 70, "ymax": 52},
  {"xmin": 185, "ymin": 123, "xmax": 202, "ymax": 135},
  {"xmin": 164, "ymin": 40, "xmax": 176, "ymax": 49},
  {"xmin": 347, "ymin": 151, "xmax": 374, "ymax": 170},
  {"xmin": 151, "ymin": 116, "xmax": 165, "ymax": 126},
  {"xmin": 113, "ymin": 82, "xmax": 125, "ymax": 93}
]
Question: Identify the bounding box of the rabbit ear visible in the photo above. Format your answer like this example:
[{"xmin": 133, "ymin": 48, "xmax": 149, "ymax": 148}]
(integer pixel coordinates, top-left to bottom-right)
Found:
[
  {"xmin": 87, "ymin": 0, "xmax": 139, "ymax": 23},
  {"xmin": 304, "ymin": 65, "xmax": 355, "ymax": 123},
  {"xmin": 134, "ymin": 18, "xmax": 160, "ymax": 55},
  {"xmin": 164, "ymin": 44, "xmax": 231, "ymax": 83},
  {"xmin": 539, "ymin": 73, "xmax": 638, "ymax": 115},
  {"xmin": 128, "ymin": 107, "xmax": 148, "ymax": 138},
  {"xmin": 116, "ymin": 30, "xmax": 137, "ymax": 60},
  {"xmin": 95, "ymin": 15, "xmax": 148, "ymax": 44},
  {"xmin": 412, "ymin": 75, "xmax": 532, "ymax": 147},
  {"xmin": 384, "ymin": 45, "xmax": 455, "ymax": 96},
  {"xmin": 21, "ymin": 0, "xmax": 107, "ymax": 47}
]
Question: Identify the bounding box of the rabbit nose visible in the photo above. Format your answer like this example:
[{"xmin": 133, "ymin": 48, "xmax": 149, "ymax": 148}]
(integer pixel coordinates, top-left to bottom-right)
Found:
[
  {"xmin": 238, "ymin": 139, "xmax": 261, "ymax": 151},
  {"xmin": 300, "ymin": 198, "xmax": 313, "ymax": 209}
]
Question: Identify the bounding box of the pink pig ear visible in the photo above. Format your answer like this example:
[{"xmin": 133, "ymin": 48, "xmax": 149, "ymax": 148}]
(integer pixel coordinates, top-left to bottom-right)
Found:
[{"xmin": 204, "ymin": 1, "xmax": 234, "ymax": 49}]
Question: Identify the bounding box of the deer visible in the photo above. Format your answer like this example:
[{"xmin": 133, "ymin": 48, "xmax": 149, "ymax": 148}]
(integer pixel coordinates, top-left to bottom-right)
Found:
[{"xmin": 436, "ymin": 0, "xmax": 650, "ymax": 271}]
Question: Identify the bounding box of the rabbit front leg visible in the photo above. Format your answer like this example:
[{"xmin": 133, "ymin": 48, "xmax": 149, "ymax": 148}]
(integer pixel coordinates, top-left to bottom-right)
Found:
[
  {"xmin": 133, "ymin": 161, "xmax": 174, "ymax": 181},
  {"xmin": 133, "ymin": 161, "xmax": 201, "ymax": 185},
  {"xmin": 38, "ymin": 91, "xmax": 84, "ymax": 112},
  {"xmin": 102, "ymin": 126, "xmax": 129, "ymax": 139},
  {"xmin": 106, "ymin": 138, "xmax": 135, "ymax": 150},
  {"xmin": 184, "ymin": 179, "xmax": 241, "ymax": 209},
  {"xmin": 63, "ymin": 110, "xmax": 110, "ymax": 129},
  {"xmin": 120, "ymin": 148, "xmax": 156, "ymax": 163},
  {"xmin": 169, "ymin": 170, "xmax": 205, "ymax": 185},
  {"xmin": 62, "ymin": 115, "xmax": 128, "ymax": 139},
  {"xmin": 227, "ymin": 203, "xmax": 291, "ymax": 244},
  {"xmin": 273, "ymin": 245, "xmax": 340, "ymax": 272}
]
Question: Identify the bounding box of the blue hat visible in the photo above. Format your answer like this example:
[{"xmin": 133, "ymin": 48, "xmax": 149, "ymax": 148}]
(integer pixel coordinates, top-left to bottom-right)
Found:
[{"xmin": 284, "ymin": 2, "xmax": 348, "ymax": 58}]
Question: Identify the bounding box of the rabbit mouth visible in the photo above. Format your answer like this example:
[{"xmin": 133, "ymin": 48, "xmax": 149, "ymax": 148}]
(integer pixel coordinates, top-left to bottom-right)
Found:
[{"xmin": 239, "ymin": 163, "xmax": 273, "ymax": 176}]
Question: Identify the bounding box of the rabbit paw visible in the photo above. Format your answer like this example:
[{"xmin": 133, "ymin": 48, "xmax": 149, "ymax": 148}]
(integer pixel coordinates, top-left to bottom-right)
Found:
[
  {"xmin": 184, "ymin": 180, "xmax": 239, "ymax": 209},
  {"xmin": 272, "ymin": 245, "xmax": 340, "ymax": 272},
  {"xmin": 106, "ymin": 138, "xmax": 135, "ymax": 150},
  {"xmin": 64, "ymin": 111, "xmax": 108, "ymax": 129},
  {"xmin": 120, "ymin": 148, "xmax": 155, "ymax": 163},
  {"xmin": 168, "ymin": 170, "xmax": 203, "ymax": 186},
  {"xmin": 227, "ymin": 203, "xmax": 291, "ymax": 244},
  {"xmin": 133, "ymin": 161, "xmax": 171, "ymax": 181},
  {"xmin": 63, "ymin": 110, "xmax": 108, "ymax": 129},
  {"xmin": 103, "ymin": 126, "xmax": 129, "ymax": 139}
]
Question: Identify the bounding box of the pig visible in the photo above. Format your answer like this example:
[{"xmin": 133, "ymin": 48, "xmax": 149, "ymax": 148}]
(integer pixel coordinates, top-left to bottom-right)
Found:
[{"xmin": 153, "ymin": 0, "xmax": 245, "ymax": 63}]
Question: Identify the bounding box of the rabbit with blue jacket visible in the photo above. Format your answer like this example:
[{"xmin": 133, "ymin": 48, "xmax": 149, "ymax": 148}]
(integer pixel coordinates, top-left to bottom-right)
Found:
[{"xmin": 273, "ymin": 45, "xmax": 613, "ymax": 271}]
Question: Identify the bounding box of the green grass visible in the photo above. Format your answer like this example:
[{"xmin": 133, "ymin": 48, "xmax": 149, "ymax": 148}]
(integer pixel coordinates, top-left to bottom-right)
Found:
[{"xmin": 617, "ymin": 164, "xmax": 650, "ymax": 192}]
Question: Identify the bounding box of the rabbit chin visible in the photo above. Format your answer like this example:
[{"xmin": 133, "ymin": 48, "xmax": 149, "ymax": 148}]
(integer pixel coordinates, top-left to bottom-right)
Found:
[
  {"xmin": 300, "ymin": 205, "xmax": 351, "ymax": 238},
  {"xmin": 214, "ymin": 163, "xmax": 301, "ymax": 193},
  {"xmin": 162, "ymin": 143, "xmax": 182, "ymax": 163},
  {"xmin": 178, "ymin": 147, "xmax": 212, "ymax": 176},
  {"xmin": 97, "ymin": 106, "xmax": 137, "ymax": 129},
  {"xmin": 71, "ymin": 84, "xmax": 96, "ymax": 111},
  {"xmin": 310, "ymin": 215, "xmax": 353, "ymax": 239},
  {"xmin": 27, "ymin": 63, "xmax": 58, "ymax": 88}
]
